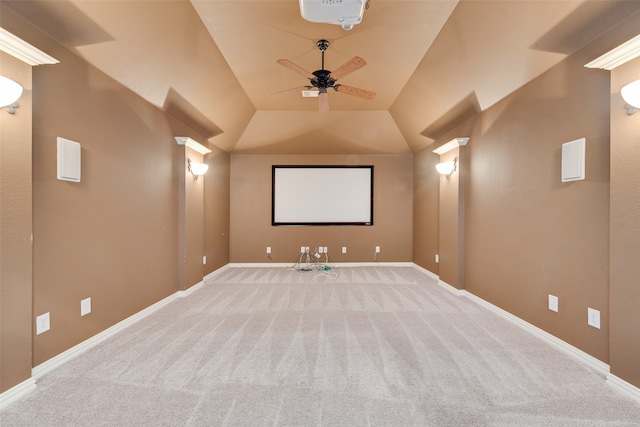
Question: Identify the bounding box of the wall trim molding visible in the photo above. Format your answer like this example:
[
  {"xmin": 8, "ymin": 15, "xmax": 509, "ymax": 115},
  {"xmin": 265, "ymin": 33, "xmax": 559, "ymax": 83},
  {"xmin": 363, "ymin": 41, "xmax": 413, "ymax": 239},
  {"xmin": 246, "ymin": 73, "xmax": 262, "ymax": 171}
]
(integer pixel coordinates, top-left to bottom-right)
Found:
[
  {"xmin": 607, "ymin": 373, "xmax": 640, "ymax": 404},
  {"xmin": 227, "ymin": 262, "xmax": 415, "ymax": 268},
  {"xmin": 32, "ymin": 292, "xmax": 179, "ymax": 380},
  {"xmin": 203, "ymin": 264, "xmax": 231, "ymax": 282},
  {"xmin": 411, "ymin": 263, "xmax": 439, "ymax": 282},
  {"xmin": 178, "ymin": 280, "xmax": 204, "ymax": 297},
  {"xmin": 411, "ymin": 265, "xmax": 610, "ymax": 376},
  {"xmin": 0, "ymin": 377, "xmax": 36, "ymax": 410}
]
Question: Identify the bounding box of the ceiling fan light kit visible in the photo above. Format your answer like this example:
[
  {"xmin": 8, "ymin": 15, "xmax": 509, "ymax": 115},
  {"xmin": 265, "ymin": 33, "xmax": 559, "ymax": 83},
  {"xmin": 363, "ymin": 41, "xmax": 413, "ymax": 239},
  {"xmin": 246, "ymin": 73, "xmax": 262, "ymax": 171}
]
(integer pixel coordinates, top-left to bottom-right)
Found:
[
  {"xmin": 298, "ymin": 0, "xmax": 368, "ymax": 31},
  {"xmin": 274, "ymin": 39, "xmax": 376, "ymax": 112}
]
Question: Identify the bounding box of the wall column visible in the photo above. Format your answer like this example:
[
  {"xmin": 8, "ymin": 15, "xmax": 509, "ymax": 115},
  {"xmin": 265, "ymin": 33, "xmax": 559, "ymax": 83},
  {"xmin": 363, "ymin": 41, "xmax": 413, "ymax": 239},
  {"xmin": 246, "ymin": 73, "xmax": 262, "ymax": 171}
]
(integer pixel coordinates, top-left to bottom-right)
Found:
[
  {"xmin": 175, "ymin": 137, "xmax": 209, "ymax": 291},
  {"xmin": 433, "ymin": 137, "xmax": 468, "ymax": 290}
]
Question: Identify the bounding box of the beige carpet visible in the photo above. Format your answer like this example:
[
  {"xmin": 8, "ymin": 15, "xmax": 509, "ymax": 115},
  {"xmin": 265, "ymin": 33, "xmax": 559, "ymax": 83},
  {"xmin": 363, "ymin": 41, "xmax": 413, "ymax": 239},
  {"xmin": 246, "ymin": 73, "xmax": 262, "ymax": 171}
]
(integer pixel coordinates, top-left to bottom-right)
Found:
[{"xmin": 2, "ymin": 266, "xmax": 640, "ymax": 426}]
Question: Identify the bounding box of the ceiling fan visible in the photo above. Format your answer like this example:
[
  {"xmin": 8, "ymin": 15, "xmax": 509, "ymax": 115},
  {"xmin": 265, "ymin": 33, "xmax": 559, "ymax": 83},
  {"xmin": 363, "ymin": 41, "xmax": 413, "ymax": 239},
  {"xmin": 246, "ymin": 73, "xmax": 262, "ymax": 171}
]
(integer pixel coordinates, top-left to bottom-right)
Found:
[{"xmin": 273, "ymin": 39, "xmax": 376, "ymax": 112}]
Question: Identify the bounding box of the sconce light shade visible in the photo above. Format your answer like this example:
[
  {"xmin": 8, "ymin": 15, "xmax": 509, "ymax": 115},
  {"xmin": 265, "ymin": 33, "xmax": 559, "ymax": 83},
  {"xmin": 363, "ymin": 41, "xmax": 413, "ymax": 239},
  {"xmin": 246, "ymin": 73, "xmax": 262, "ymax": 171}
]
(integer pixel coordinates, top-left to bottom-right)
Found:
[
  {"xmin": 435, "ymin": 160, "xmax": 456, "ymax": 176},
  {"xmin": 621, "ymin": 79, "xmax": 640, "ymax": 109},
  {"xmin": 0, "ymin": 75, "xmax": 23, "ymax": 108},
  {"xmin": 190, "ymin": 161, "xmax": 209, "ymax": 176},
  {"xmin": 187, "ymin": 158, "xmax": 208, "ymax": 180}
]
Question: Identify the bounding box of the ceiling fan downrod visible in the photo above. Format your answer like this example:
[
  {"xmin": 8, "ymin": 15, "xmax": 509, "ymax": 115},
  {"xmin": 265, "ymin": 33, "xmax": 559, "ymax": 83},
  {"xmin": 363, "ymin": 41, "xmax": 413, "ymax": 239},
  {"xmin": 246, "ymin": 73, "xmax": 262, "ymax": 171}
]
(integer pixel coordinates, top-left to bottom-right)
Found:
[{"xmin": 312, "ymin": 39, "xmax": 336, "ymax": 91}]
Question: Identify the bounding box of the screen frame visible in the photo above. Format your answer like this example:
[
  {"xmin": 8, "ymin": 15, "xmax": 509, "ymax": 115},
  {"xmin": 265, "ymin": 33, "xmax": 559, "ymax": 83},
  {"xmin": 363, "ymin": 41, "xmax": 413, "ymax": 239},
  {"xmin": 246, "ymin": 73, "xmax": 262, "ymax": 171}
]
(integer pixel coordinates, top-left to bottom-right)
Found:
[{"xmin": 271, "ymin": 165, "xmax": 374, "ymax": 226}]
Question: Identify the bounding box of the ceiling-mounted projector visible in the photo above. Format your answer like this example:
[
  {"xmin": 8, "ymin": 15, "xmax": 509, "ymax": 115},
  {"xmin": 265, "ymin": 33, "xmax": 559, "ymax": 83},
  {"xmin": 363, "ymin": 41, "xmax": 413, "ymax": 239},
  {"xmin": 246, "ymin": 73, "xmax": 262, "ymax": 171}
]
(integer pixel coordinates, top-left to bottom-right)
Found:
[{"xmin": 299, "ymin": 0, "xmax": 368, "ymax": 31}]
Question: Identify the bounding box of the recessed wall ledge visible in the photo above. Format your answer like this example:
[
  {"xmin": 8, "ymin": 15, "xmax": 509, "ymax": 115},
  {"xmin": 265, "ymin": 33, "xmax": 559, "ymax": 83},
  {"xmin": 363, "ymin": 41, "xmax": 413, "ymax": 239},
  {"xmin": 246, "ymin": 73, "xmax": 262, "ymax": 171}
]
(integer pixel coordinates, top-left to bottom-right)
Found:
[
  {"xmin": 175, "ymin": 137, "xmax": 212, "ymax": 155},
  {"xmin": 432, "ymin": 137, "xmax": 469, "ymax": 155}
]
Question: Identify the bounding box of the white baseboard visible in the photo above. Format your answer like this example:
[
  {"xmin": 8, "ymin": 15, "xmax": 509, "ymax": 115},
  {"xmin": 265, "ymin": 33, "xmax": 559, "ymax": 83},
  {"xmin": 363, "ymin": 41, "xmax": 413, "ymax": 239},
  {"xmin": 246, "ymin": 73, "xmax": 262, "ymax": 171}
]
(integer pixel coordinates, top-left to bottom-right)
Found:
[
  {"xmin": 32, "ymin": 292, "xmax": 179, "ymax": 379},
  {"xmin": 178, "ymin": 280, "xmax": 204, "ymax": 297},
  {"xmin": 460, "ymin": 290, "xmax": 610, "ymax": 375},
  {"xmin": 0, "ymin": 377, "xmax": 36, "ymax": 410},
  {"xmin": 227, "ymin": 262, "xmax": 415, "ymax": 268},
  {"xmin": 203, "ymin": 264, "xmax": 231, "ymax": 282},
  {"xmin": 412, "ymin": 263, "xmax": 439, "ymax": 282},
  {"xmin": 410, "ymin": 264, "xmax": 610, "ymax": 377},
  {"xmin": 607, "ymin": 373, "xmax": 640, "ymax": 404}
]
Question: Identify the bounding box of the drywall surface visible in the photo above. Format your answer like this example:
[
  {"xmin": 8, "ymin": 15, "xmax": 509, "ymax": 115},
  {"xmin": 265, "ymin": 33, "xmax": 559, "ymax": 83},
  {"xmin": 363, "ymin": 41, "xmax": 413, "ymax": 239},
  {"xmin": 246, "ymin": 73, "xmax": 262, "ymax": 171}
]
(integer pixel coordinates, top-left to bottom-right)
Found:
[
  {"xmin": 230, "ymin": 154, "xmax": 413, "ymax": 263},
  {"xmin": 610, "ymin": 57, "xmax": 640, "ymax": 388},
  {"xmin": 0, "ymin": 52, "xmax": 33, "ymax": 393}
]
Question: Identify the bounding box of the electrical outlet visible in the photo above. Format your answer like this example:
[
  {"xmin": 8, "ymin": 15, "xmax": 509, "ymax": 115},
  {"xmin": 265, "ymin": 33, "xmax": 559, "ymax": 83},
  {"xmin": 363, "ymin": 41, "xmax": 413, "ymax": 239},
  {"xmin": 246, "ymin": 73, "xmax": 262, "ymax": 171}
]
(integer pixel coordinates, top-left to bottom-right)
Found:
[
  {"xmin": 375, "ymin": 246, "xmax": 381, "ymax": 253},
  {"xmin": 588, "ymin": 307, "xmax": 601, "ymax": 329},
  {"xmin": 203, "ymin": 255, "xmax": 207, "ymax": 265},
  {"xmin": 318, "ymin": 247, "xmax": 324, "ymax": 254},
  {"xmin": 301, "ymin": 246, "xmax": 305, "ymax": 254},
  {"xmin": 548, "ymin": 294, "xmax": 558, "ymax": 312},
  {"xmin": 266, "ymin": 246, "xmax": 271, "ymax": 254},
  {"xmin": 342, "ymin": 246, "xmax": 347, "ymax": 254},
  {"xmin": 81, "ymin": 298, "xmax": 91, "ymax": 316},
  {"xmin": 324, "ymin": 247, "xmax": 328, "ymax": 253},
  {"xmin": 36, "ymin": 312, "xmax": 50, "ymax": 335},
  {"xmin": 305, "ymin": 246, "xmax": 309, "ymax": 253},
  {"xmin": 435, "ymin": 254, "xmax": 439, "ymax": 263}
]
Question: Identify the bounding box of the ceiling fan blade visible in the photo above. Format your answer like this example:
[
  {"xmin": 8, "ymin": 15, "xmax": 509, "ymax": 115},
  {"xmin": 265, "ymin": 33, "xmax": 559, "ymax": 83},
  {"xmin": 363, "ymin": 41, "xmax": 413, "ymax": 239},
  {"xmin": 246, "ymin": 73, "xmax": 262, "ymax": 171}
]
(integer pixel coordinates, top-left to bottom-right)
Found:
[
  {"xmin": 335, "ymin": 84, "xmax": 376, "ymax": 100},
  {"xmin": 271, "ymin": 86, "xmax": 313, "ymax": 97},
  {"xmin": 318, "ymin": 92, "xmax": 329, "ymax": 112},
  {"xmin": 328, "ymin": 56, "xmax": 367, "ymax": 81},
  {"xmin": 276, "ymin": 59, "xmax": 316, "ymax": 80}
]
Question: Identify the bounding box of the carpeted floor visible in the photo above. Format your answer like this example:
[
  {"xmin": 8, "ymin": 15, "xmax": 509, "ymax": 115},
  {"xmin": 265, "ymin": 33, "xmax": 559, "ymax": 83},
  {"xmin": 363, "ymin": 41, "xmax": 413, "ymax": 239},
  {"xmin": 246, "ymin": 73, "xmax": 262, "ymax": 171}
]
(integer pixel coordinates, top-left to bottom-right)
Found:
[{"xmin": 2, "ymin": 266, "xmax": 640, "ymax": 426}]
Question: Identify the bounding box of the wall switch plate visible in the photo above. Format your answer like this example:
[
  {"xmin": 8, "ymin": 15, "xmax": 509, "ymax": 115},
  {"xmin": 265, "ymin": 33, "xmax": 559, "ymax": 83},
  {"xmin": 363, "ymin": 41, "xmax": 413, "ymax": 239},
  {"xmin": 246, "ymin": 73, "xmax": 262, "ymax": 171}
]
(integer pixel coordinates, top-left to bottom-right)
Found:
[
  {"xmin": 36, "ymin": 312, "xmax": 50, "ymax": 335},
  {"xmin": 588, "ymin": 307, "xmax": 601, "ymax": 329},
  {"xmin": 435, "ymin": 254, "xmax": 439, "ymax": 263},
  {"xmin": 81, "ymin": 298, "xmax": 91, "ymax": 316},
  {"xmin": 548, "ymin": 294, "xmax": 558, "ymax": 312},
  {"xmin": 375, "ymin": 246, "xmax": 381, "ymax": 253},
  {"xmin": 203, "ymin": 255, "xmax": 207, "ymax": 265},
  {"xmin": 342, "ymin": 246, "xmax": 347, "ymax": 254},
  {"xmin": 266, "ymin": 246, "xmax": 271, "ymax": 254}
]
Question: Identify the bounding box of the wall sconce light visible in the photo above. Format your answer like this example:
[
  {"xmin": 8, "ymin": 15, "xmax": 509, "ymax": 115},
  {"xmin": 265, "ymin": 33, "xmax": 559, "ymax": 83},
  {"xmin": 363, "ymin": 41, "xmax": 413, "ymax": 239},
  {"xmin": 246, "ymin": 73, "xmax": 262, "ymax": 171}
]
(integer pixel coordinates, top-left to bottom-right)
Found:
[
  {"xmin": 187, "ymin": 158, "xmax": 208, "ymax": 180},
  {"xmin": 0, "ymin": 75, "xmax": 23, "ymax": 110},
  {"xmin": 621, "ymin": 79, "xmax": 640, "ymax": 115},
  {"xmin": 435, "ymin": 158, "xmax": 457, "ymax": 177}
]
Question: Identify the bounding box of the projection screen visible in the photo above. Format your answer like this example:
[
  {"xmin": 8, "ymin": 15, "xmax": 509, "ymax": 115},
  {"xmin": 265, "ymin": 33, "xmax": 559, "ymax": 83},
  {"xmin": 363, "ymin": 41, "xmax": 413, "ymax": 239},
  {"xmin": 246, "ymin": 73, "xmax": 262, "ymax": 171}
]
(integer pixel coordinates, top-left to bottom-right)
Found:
[{"xmin": 272, "ymin": 165, "xmax": 374, "ymax": 226}]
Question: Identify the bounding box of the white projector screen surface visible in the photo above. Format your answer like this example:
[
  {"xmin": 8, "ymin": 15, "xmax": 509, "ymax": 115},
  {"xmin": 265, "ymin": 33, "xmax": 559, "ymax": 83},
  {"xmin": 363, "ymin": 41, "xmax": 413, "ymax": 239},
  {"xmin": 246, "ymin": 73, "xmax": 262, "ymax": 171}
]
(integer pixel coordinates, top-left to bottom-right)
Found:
[{"xmin": 272, "ymin": 166, "xmax": 373, "ymax": 225}]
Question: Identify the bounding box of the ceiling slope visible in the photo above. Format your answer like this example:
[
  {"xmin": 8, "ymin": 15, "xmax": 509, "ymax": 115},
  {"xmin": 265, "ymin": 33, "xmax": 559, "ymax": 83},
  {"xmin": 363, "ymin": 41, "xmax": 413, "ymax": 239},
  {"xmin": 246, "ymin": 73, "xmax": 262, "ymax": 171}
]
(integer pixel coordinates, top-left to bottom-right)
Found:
[{"xmin": 5, "ymin": 1, "xmax": 640, "ymax": 155}]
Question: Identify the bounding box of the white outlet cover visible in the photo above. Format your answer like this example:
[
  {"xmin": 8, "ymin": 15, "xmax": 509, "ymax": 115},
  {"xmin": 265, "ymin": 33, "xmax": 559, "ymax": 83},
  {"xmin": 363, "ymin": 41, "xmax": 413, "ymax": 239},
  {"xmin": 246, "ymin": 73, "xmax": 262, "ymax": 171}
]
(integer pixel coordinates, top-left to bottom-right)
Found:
[
  {"xmin": 36, "ymin": 312, "xmax": 50, "ymax": 335},
  {"xmin": 435, "ymin": 254, "xmax": 439, "ymax": 263},
  {"xmin": 318, "ymin": 247, "xmax": 323, "ymax": 253},
  {"xmin": 375, "ymin": 246, "xmax": 381, "ymax": 253},
  {"xmin": 548, "ymin": 295, "xmax": 559, "ymax": 312},
  {"xmin": 588, "ymin": 307, "xmax": 601, "ymax": 329},
  {"xmin": 266, "ymin": 246, "xmax": 271, "ymax": 254},
  {"xmin": 203, "ymin": 255, "xmax": 207, "ymax": 265},
  {"xmin": 81, "ymin": 298, "xmax": 91, "ymax": 316},
  {"xmin": 342, "ymin": 246, "xmax": 347, "ymax": 254}
]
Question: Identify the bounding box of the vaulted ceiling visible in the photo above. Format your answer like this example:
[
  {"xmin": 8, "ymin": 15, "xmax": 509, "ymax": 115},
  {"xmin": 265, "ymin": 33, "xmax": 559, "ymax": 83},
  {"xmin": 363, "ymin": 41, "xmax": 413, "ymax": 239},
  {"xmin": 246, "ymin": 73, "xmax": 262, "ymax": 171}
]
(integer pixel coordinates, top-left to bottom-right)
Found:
[{"xmin": 5, "ymin": 0, "xmax": 640, "ymax": 154}]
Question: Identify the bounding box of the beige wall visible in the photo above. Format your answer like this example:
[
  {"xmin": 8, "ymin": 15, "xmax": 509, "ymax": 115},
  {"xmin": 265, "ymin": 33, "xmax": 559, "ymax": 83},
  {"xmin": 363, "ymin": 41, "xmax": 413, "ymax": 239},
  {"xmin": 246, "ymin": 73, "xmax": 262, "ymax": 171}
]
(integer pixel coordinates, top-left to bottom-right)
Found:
[
  {"xmin": 0, "ymin": 52, "xmax": 33, "ymax": 392},
  {"xmin": 204, "ymin": 148, "xmax": 230, "ymax": 274},
  {"xmin": 414, "ymin": 29, "xmax": 617, "ymax": 363},
  {"xmin": 230, "ymin": 154, "xmax": 413, "ymax": 263},
  {"xmin": 178, "ymin": 146, "xmax": 205, "ymax": 290},
  {"xmin": 0, "ymin": 7, "xmax": 224, "ymax": 375},
  {"xmin": 413, "ymin": 149, "xmax": 439, "ymax": 273},
  {"xmin": 610, "ymin": 57, "xmax": 640, "ymax": 388}
]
